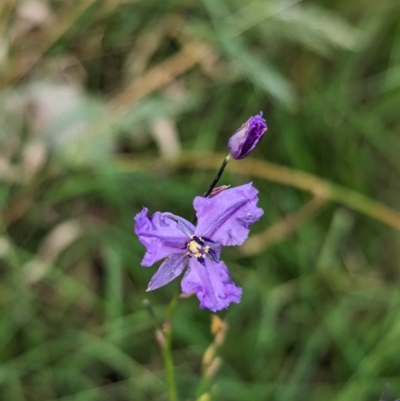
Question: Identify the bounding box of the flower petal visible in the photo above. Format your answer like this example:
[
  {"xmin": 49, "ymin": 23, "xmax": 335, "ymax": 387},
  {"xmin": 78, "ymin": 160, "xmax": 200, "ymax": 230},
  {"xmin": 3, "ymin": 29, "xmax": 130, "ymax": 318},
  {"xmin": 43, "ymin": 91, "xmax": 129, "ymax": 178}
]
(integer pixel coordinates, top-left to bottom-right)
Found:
[
  {"xmin": 194, "ymin": 183, "xmax": 263, "ymax": 246},
  {"xmin": 134, "ymin": 208, "xmax": 193, "ymax": 266},
  {"xmin": 147, "ymin": 253, "xmax": 188, "ymax": 291},
  {"xmin": 181, "ymin": 258, "xmax": 242, "ymax": 312},
  {"xmin": 163, "ymin": 212, "xmax": 196, "ymax": 236}
]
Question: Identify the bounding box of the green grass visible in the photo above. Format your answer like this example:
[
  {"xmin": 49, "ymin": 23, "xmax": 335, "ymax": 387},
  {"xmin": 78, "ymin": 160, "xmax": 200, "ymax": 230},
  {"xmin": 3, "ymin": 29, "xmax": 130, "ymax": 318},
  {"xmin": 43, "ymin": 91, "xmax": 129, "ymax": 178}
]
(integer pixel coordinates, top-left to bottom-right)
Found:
[{"xmin": 1, "ymin": 0, "xmax": 400, "ymax": 400}]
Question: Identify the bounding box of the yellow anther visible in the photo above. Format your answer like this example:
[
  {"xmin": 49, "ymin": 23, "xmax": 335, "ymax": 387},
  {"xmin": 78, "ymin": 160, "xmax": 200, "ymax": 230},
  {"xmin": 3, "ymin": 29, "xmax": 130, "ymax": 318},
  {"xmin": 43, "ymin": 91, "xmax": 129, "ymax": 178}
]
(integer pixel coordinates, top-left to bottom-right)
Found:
[
  {"xmin": 188, "ymin": 240, "xmax": 202, "ymax": 255},
  {"xmin": 187, "ymin": 235, "xmax": 211, "ymax": 261}
]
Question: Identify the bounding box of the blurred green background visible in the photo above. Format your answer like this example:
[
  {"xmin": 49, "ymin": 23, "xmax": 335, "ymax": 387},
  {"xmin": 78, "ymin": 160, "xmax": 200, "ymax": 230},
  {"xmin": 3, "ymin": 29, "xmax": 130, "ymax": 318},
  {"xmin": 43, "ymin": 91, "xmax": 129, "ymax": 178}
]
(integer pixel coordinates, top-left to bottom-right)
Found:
[{"xmin": 1, "ymin": 0, "xmax": 400, "ymax": 400}]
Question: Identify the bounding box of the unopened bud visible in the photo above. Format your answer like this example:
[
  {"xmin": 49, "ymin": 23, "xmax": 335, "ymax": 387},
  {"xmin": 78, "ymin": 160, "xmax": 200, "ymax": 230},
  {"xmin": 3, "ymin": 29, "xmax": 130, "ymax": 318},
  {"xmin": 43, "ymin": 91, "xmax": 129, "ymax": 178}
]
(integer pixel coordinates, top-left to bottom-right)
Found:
[
  {"xmin": 202, "ymin": 344, "xmax": 217, "ymax": 368},
  {"xmin": 211, "ymin": 315, "xmax": 228, "ymax": 346},
  {"xmin": 205, "ymin": 356, "xmax": 222, "ymax": 378},
  {"xmin": 155, "ymin": 329, "xmax": 166, "ymax": 349},
  {"xmin": 228, "ymin": 112, "xmax": 267, "ymax": 159},
  {"xmin": 211, "ymin": 314, "xmax": 223, "ymax": 335}
]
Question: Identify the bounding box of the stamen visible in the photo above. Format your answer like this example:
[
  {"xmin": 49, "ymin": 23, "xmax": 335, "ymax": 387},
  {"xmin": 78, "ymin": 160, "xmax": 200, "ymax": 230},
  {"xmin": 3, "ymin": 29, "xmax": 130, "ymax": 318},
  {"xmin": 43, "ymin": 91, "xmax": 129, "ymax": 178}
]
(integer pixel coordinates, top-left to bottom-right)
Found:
[
  {"xmin": 193, "ymin": 236, "xmax": 206, "ymax": 246},
  {"xmin": 208, "ymin": 248, "xmax": 218, "ymax": 262},
  {"xmin": 186, "ymin": 235, "xmax": 218, "ymax": 264}
]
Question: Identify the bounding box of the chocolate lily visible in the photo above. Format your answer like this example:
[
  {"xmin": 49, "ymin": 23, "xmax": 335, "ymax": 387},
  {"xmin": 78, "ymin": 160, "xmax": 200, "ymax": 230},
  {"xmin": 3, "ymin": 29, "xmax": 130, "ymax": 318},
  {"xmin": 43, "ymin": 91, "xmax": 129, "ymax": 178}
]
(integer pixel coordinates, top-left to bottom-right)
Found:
[{"xmin": 228, "ymin": 112, "xmax": 267, "ymax": 159}]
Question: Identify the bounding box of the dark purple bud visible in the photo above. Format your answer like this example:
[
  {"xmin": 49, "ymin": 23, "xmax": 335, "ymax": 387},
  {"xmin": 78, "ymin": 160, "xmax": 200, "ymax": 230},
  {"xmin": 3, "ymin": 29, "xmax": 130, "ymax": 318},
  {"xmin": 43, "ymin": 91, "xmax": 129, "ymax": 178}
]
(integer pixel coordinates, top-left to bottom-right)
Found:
[{"xmin": 228, "ymin": 112, "xmax": 267, "ymax": 159}]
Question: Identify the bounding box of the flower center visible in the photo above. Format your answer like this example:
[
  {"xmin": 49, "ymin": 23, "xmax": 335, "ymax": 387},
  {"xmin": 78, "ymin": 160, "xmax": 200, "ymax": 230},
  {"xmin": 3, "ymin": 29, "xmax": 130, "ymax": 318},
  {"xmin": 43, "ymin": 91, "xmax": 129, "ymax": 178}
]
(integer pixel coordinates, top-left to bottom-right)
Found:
[{"xmin": 187, "ymin": 235, "xmax": 216, "ymax": 266}]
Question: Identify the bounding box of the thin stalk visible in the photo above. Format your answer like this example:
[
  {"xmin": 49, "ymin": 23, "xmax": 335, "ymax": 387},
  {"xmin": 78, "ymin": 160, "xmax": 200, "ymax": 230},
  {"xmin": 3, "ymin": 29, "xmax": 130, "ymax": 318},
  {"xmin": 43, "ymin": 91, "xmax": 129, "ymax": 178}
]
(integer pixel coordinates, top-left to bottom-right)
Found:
[
  {"xmin": 143, "ymin": 296, "xmax": 179, "ymax": 401},
  {"xmin": 162, "ymin": 333, "xmax": 178, "ymax": 401},
  {"xmin": 203, "ymin": 155, "xmax": 230, "ymax": 197},
  {"xmin": 163, "ymin": 283, "xmax": 181, "ymax": 401}
]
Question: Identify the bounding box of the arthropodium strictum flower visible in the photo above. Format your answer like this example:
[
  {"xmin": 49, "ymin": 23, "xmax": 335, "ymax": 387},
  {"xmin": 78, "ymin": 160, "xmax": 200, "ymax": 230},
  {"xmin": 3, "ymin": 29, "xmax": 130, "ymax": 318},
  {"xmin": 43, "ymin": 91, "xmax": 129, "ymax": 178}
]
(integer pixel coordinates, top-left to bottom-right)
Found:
[
  {"xmin": 228, "ymin": 112, "xmax": 267, "ymax": 159},
  {"xmin": 134, "ymin": 183, "xmax": 263, "ymax": 312}
]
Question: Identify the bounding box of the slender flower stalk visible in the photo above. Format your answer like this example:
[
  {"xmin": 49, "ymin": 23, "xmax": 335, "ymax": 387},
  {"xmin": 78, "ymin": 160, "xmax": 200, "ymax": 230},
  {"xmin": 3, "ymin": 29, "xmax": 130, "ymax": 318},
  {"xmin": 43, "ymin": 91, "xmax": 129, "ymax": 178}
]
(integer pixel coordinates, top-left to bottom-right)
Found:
[
  {"xmin": 203, "ymin": 155, "xmax": 231, "ymax": 198},
  {"xmin": 163, "ymin": 285, "xmax": 180, "ymax": 401},
  {"xmin": 136, "ymin": 112, "xmax": 266, "ymax": 401},
  {"xmin": 143, "ymin": 295, "xmax": 180, "ymax": 401}
]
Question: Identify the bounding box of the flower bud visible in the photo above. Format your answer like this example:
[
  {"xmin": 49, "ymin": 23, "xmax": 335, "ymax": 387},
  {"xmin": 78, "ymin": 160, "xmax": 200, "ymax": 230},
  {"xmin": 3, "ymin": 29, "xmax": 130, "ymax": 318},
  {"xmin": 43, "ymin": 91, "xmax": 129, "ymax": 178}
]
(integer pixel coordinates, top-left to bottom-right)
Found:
[{"xmin": 228, "ymin": 112, "xmax": 267, "ymax": 159}]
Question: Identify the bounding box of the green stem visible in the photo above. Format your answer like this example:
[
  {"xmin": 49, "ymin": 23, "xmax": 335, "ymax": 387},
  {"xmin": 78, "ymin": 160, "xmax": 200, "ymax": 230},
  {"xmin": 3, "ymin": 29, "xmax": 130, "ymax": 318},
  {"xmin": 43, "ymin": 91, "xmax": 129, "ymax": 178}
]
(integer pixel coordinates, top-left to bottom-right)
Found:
[
  {"xmin": 162, "ymin": 284, "xmax": 180, "ymax": 401},
  {"xmin": 143, "ymin": 296, "xmax": 179, "ymax": 401},
  {"xmin": 163, "ymin": 334, "xmax": 178, "ymax": 401}
]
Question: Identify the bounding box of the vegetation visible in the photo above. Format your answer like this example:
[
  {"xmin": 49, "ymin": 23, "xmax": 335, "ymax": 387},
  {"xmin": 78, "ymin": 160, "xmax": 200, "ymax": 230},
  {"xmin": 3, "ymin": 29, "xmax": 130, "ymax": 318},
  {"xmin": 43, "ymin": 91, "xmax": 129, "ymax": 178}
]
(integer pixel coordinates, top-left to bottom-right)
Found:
[{"xmin": 1, "ymin": 0, "xmax": 400, "ymax": 400}]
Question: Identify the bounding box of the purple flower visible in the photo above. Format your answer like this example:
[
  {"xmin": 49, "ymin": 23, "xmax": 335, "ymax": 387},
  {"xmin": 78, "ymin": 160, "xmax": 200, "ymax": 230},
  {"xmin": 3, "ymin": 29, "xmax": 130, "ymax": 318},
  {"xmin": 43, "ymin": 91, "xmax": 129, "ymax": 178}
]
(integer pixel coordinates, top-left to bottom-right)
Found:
[
  {"xmin": 134, "ymin": 183, "xmax": 263, "ymax": 312},
  {"xmin": 228, "ymin": 112, "xmax": 267, "ymax": 159}
]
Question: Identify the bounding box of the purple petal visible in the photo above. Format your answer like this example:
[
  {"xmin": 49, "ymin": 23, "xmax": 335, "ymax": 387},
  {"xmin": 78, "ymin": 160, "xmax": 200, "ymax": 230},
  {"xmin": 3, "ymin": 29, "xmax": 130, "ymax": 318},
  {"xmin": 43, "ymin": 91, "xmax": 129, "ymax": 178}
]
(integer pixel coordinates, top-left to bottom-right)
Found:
[
  {"xmin": 181, "ymin": 258, "xmax": 242, "ymax": 312},
  {"xmin": 228, "ymin": 112, "xmax": 267, "ymax": 159},
  {"xmin": 194, "ymin": 183, "xmax": 263, "ymax": 246},
  {"xmin": 163, "ymin": 212, "xmax": 196, "ymax": 236},
  {"xmin": 134, "ymin": 208, "xmax": 193, "ymax": 266},
  {"xmin": 147, "ymin": 253, "xmax": 188, "ymax": 291}
]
